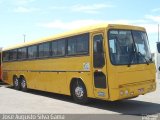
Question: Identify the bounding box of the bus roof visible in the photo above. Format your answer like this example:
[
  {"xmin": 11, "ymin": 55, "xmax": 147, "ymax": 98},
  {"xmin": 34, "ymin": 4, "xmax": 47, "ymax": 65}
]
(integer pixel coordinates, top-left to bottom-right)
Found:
[{"xmin": 3, "ymin": 23, "xmax": 145, "ymax": 51}]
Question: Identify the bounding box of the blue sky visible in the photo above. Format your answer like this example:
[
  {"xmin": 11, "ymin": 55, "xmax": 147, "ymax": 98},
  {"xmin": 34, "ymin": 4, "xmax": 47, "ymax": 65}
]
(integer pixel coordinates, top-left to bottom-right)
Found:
[{"xmin": 0, "ymin": 0, "xmax": 160, "ymax": 52}]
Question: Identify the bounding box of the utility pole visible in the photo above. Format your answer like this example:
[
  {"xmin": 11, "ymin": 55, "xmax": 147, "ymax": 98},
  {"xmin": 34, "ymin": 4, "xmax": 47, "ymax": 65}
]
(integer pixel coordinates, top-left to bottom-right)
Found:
[
  {"xmin": 23, "ymin": 34, "xmax": 26, "ymax": 43},
  {"xmin": 158, "ymin": 24, "xmax": 159, "ymax": 42}
]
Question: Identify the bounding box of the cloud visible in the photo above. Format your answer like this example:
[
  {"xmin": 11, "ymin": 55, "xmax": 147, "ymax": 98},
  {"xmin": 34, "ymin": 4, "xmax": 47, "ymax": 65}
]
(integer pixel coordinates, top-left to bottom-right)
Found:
[
  {"xmin": 138, "ymin": 24, "xmax": 158, "ymax": 33},
  {"xmin": 13, "ymin": 0, "xmax": 38, "ymax": 13},
  {"xmin": 145, "ymin": 15, "xmax": 160, "ymax": 23},
  {"xmin": 14, "ymin": 0, "xmax": 35, "ymax": 5},
  {"xmin": 50, "ymin": 3, "xmax": 114, "ymax": 14},
  {"xmin": 152, "ymin": 8, "xmax": 160, "ymax": 12},
  {"xmin": 50, "ymin": 6, "xmax": 68, "ymax": 10},
  {"xmin": 14, "ymin": 6, "xmax": 38, "ymax": 13},
  {"xmin": 71, "ymin": 4, "xmax": 114, "ymax": 14},
  {"xmin": 14, "ymin": 6, "xmax": 31, "ymax": 13},
  {"xmin": 38, "ymin": 20, "xmax": 104, "ymax": 30},
  {"xmin": 37, "ymin": 19, "xmax": 133, "ymax": 30}
]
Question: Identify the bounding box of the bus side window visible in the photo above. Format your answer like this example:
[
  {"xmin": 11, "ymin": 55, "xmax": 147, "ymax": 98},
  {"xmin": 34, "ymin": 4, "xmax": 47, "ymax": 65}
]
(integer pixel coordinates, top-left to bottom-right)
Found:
[
  {"xmin": 67, "ymin": 33, "xmax": 89, "ymax": 55},
  {"xmin": 28, "ymin": 46, "xmax": 38, "ymax": 59},
  {"xmin": 3, "ymin": 51, "xmax": 9, "ymax": 62}
]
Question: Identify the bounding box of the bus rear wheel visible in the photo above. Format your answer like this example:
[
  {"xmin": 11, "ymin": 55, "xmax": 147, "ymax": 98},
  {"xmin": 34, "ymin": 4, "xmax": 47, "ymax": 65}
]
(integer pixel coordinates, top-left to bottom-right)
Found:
[
  {"xmin": 20, "ymin": 77, "xmax": 27, "ymax": 92},
  {"xmin": 71, "ymin": 80, "xmax": 88, "ymax": 104},
  {"xmin": 13, "ymin": 76, "xmax": 21, "ymax": 90}
]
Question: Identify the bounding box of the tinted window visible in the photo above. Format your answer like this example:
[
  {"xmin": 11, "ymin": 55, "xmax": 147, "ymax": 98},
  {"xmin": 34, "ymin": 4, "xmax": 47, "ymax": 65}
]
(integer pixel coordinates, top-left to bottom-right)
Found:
[
  {"xmin": 28, "ymin": 45, "xmax": 37, "ymax": 59},
  {"xmin": 9, "ymin": 49, "xmax": 17, "ymax": 61},
  {"xmin": 132, "ymin": 31, "xmax": 151, "ymax": 64},
  {"xmin": 93, "ymin": 34, "xmax": 105, "ymax": 68},
  {"xmin": 39, "ymin": 44, "xmax": 44, "ymax": 57},
  {"xmin": 18, "ymin": 48, "xmax": 27, "ymax": 60},
  {"xmin": 57, "ymin": 40, "xmax": 65, "ymax": 56},
  {"xmin": 109, "ymin": 30, "xmax": 136, "ymax": 65},
  {"xmin": 3, "ymin": 51, "xmax": 9, "ymax": 61},
  {"xmin": 52, "ymin": 41, "xmax": 58, "ymax": 56},
  {"xmin": 52, "ymin": 40, "xmax": 65, "ymax": 56},
  {"xmin": 68, "ymin": 37, "xmax": 76, "ymax": 55},
  {"xmin": 77, "ymin": 35, "xmax": 89, "ymax": 54},
  {"xmin": 108, "ymin": 30, "xmax": 152, "ymax": 65},
  {"xmin": 38, "ymin": 43, "xmax": 50, "ymax": 58},
  {"xmin": 94, "ymin": 35, "xmax": 103, "ymax": 54},
  {"xmin": 67, "ymin": 33, "xmax": 89, "ymax": 55}
]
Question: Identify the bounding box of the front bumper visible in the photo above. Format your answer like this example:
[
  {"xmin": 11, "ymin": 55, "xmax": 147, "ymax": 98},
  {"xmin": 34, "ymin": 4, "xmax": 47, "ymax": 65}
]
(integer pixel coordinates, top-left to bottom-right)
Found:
[{"xmin": 109, "ymin": 80, "xmax": 156, "ymax": 101}]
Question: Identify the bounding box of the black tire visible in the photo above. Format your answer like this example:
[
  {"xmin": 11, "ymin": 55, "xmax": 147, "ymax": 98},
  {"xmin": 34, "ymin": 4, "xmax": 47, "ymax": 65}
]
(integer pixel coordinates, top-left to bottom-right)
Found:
[
  {"xmin": 20, "ymin": 77, "xmax": 27, "ymax": 92},
  {"xmin": 13, "ymin": 76, "xmax": 21, "ymax": 90},
  {"xmin": 71, "ymin": 80, "xmax": 89, "ymax": 104}
]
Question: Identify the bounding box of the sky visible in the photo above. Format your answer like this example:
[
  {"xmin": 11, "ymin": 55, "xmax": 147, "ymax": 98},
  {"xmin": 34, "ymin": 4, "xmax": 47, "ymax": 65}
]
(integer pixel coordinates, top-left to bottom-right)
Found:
[{"xmin": 0, "ymin": 0, "xmax": 160, "ymax": 52}]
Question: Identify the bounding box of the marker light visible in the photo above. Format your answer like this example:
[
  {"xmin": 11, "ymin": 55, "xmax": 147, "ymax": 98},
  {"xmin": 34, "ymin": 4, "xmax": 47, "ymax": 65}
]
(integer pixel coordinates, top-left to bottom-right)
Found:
[
  {"xmin": 120, "ymin": 91, "xmax": 124, "ymax": 96},
  {"xmin": 125, "ymin": 90, "xmax": 129, "ymax": 95}
]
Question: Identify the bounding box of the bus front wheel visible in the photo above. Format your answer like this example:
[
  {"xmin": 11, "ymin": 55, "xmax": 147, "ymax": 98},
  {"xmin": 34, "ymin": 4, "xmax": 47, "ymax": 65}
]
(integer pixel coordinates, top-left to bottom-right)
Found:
[{"xmin": 71, "ymin": 80, "xmax": 88, "ymax": 104}]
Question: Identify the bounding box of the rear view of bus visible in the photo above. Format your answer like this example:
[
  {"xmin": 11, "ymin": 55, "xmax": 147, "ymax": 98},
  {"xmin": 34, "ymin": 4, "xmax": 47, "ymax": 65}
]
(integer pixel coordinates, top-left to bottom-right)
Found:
[{"xmin": 107, "ymin": 25, "xmax": 156, "ymax": 101}]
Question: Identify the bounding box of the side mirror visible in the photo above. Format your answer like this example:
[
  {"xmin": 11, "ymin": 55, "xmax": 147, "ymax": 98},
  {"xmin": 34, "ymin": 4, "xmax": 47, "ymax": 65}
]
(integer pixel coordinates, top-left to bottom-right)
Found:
[
  {"xmin": 157, "ymin": 43, "xmax": 160, "ymax": 53},
  {"xmin": 151, "ymin": 53, "xmax": 155, "ymax": 62}
]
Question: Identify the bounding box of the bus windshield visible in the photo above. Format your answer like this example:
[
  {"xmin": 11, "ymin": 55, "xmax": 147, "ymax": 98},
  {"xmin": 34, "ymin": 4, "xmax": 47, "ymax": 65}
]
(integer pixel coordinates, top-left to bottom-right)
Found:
[{"xmin": 109, "ymin": 30, "xmax": 152, "ymax": 65}]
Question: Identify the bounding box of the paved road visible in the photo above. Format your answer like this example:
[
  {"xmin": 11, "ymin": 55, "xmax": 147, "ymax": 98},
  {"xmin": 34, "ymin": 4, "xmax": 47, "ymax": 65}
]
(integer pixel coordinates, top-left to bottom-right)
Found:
[{"xmin": 0, "ymin": 81, "xmax": 160, "ymax": 119}]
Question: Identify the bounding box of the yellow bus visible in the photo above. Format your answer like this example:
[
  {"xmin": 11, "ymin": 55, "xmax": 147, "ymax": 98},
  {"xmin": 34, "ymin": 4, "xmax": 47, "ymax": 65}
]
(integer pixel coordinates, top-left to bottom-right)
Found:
[{"xmin": 2, "ymin": 24, "xmax": 156, "ymax": 104}]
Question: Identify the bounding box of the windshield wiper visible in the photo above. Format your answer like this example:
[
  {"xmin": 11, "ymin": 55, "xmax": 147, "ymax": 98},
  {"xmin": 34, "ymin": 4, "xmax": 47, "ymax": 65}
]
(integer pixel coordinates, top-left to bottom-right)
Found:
[
  {"xmin": 128, "ymin": 51, "xmax": 136, "ymax": 67},
  {"xmin": 137, "ymin": 52, "xmax": 149, "ymax": 65}
]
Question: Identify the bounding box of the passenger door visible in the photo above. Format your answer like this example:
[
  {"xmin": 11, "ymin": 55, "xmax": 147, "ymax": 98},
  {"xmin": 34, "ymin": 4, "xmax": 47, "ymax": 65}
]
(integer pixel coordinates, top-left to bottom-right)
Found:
[
  {"xmin": 92, "ymin": 31, "xmax": 109, "ymax": 99},
  {"xmin": 157, "ymin": 43, "xmax": 160, "ymax": 79}
]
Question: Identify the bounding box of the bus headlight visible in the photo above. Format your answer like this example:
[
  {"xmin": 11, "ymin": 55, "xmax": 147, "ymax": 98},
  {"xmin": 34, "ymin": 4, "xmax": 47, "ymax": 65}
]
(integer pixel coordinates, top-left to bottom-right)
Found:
[
  {"xmin": 125, "ymin": 90, "xmax": 129, "ymax": 95},
  {"xmin": 130, "ymin": 92, "xmax": 134, "ymax": 96},
  {"xmin": 120, "ymin": 90, "xmax": 124, "ymax": 96},
  {"xmin": 120, "ymin": 90, "xmax": 129, "ymax": 96}
]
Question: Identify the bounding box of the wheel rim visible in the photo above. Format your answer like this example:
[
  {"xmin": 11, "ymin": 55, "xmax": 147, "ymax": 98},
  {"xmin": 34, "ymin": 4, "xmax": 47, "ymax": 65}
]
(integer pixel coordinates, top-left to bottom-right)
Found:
[
  {"xmin": 14, "ymin": 78, "xmax": 19, "ymax": 87},
  {"xmin": 75, "ymin": 86, "xmax": 84, "ymax": 98},
  {"xmin": 21, "ymin": 80, "xmax": 26, "ymax": 88}
]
